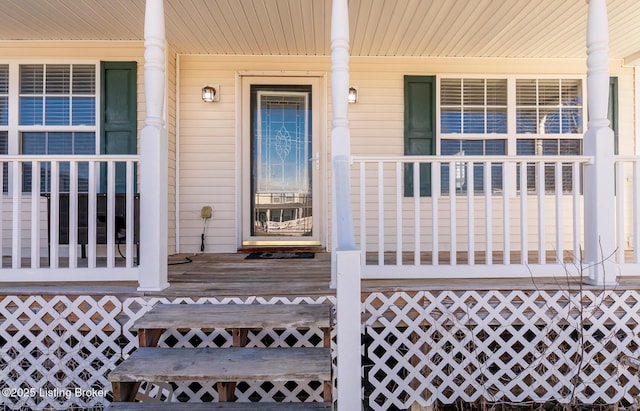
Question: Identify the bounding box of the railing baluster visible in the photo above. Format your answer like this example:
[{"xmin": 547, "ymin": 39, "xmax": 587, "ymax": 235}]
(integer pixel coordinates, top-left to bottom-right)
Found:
[
  {"xmin": 50, "ymin": 161, "xmax": 59, "ymax": 269},
  {"xmin": 616, "ymin": 160, "xmax": 625, "ymax": 264},
  {"xmin": 107, "ymin": 161, "xmax": 116, "ymax": 268},
  {"xmin": 431, "ymin": 161, "xmax": 439, "ymax": 266},
  {"xmin": 555, "ymin": 161, "xmax": 563, "ymax": 264},
  {"xmin": 449, "ymin": 161, "xmax": 456, "ymax": 265},
  {"xmin": 634, "ymin": 161, "xmax": 640, "ymax": 263},
  {"xmin": 537, "ymin": 161, "xmax": 545, "ymax": 264},
  {"xmin": 11, "ymin": 159, "xmax": 21, "ymax": 269},
  {"xmin": 484, "ymin": 161, "xmax": 492, "ymax": 265},
  {"xmin": 520, "ymin": 161, "xmax": 528, "ymax": 264},
  {"xmin": 88, "ymin": 160, "xmax": 97, "ymax": 268},
  {"xmin": 503, "ymin": 161, "xmax": 510, "ymax": 264},
  {"xmin": 69, "ymin": 161, "xmax": 78, "ymax": 268},
  {"xmin": 413, "ymin": 161, "xmax": 421, "ymax": 265},
  {"xmin": 573, "ymin": 161, "xmax": 582, "ymax": 265},
  {"xmin": 31, "ymin": 160, "xmax": 41, "ymax": 268},
  {"xmin": 395, "ymin": 162, "xmax": 402, "ymax": 266},
  {"xmin": 467, "ymin": 161, "xmax": 474, "ymax": 265},
  {"xmin": 126, "ymin": 160, "xmax": 135, "ymax": 268},
  {"xmin": 377, "ymin": 161, "xmax": 384, "ymax": 266},
  {"xmin": 359, "ymin": 161, "xmax": 366, "ymax": 266}
]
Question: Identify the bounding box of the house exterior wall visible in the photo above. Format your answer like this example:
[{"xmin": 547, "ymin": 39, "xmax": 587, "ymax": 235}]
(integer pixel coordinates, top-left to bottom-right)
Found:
[{"xmin": 176, "ymin": 55, "xmax": 636, "ymax": 254}]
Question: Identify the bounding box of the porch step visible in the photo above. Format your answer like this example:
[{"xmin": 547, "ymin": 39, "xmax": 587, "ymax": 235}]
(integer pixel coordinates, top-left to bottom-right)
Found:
[
  {"xmin": 108, "ymin": 346, "xmax": 331, "ymax": 383},
  {"xmin": 108, "ymin": 303, "xmax": 332, "ymax": 407},
  {"xmin": 107, "ymin": 402, "xmax": 332, "ymax": 410},
  {"xmin": 131, "ymin": 303, "xmax": 331, "ymax": 331}
]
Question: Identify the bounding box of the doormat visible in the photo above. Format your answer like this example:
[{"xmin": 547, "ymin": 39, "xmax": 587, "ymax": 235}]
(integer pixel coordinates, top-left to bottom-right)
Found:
[{"xmin": 245, "ymin": 252, "xmax": 315, "ymax": 260}]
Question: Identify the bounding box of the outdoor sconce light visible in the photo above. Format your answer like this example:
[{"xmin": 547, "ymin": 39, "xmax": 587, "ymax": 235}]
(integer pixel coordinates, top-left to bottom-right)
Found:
[
  {"xmin": 202, "ymin": 85, "xmax": 219, "ymax": 102},
  {"xmin": 348, "ymin": 86, "xmax": 358, "ymax": 103}
]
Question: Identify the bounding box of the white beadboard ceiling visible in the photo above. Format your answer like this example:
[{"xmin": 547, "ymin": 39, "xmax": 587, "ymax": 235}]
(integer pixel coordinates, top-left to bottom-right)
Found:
[{"xmin": 0, "ymin": 0, "xmax": 639, "ymax": 62}]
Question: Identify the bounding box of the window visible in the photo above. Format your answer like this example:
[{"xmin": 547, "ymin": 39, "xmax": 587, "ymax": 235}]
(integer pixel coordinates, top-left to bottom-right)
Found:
[
  {"xmin": 441, "ymin": 78, "xmax": 507, "ymax": 134},
  {"xmin": 516, "ymin": 79, "xmax": 582, "ymax": 134},
  {"xmin": 437, "ymin": 77, "xmax": 584, "ymax": 196},
  {"xmin": 18, "ymin": 64, "xmax": 97, "ymax": 193}
]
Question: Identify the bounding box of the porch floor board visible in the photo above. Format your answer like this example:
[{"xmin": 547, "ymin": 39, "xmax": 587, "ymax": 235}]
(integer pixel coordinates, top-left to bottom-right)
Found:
[{"xmin": 1, "ymin": 251, "xmax": 638, "ymax": 297}]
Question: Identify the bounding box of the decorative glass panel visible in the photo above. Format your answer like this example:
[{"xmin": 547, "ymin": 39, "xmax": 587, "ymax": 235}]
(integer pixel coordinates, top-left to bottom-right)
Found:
[{"xmin": 251, "ymin": 85, "xmax": 313, "ymax": 237}]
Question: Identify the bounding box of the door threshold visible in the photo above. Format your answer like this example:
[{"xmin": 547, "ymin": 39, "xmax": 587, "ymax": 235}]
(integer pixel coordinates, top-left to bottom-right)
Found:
[{"xmin": 238, "ymin": 245, "xmax": 326, "ymax": 254}]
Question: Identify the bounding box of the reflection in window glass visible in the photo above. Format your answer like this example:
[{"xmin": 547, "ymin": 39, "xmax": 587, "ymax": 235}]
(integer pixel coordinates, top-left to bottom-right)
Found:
[
  {"xmin": 440, "ymin": 139, "xmax": 506, "ymax": 194},
  {"xmin": 516, "ymin": 79, "xmax": 582, "ymax": 134},
  {"xmin": 441, "ymin": 78, "xmax": 507, "ymax": 134},
  {"xmin": 516, "ymin": 138, "xmax": 582, "ymax": 194}
]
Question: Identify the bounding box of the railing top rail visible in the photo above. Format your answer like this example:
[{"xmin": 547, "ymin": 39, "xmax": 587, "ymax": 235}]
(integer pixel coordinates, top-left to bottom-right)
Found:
[
  {"xmin": 351, "ymin": 154, "xmax": 594, "ymax": 164},
  {"xmin": 0, "ymin": 154, "xmax": 140, "ymax": 161}
]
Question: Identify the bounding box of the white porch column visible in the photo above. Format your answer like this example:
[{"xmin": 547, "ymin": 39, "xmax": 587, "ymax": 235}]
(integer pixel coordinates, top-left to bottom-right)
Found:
[
  {"xmin": 331, "ymin": 0, "xmax": 361, "ymax": 410},
  {"xmin": 138, "ymin": 0, "xmax": 169, "ymax": 291},
  {"xmin": 583, "ymin": 0, "xmax": 618, "ymax": 285}
]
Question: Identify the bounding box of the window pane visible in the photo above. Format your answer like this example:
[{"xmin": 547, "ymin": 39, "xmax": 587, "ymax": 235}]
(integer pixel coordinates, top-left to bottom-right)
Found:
[
  {"xmin": 559, "ymin": 139, "xmax": 581, "ymax": 155},
  {"xmin": 539, "ymin": 108, "xmax": 560, "ymax": 133},
  {"xmin": 20, "ymin": 65, "xmax": 43, "ymax": 94},
  {"xmin": 463, "ymin": 107, "xmax": 484, "ymax": 133},
  {"xmin": 72, "ymin": 97, "xmax": 95, "ymax": 125},
  {"xmin": 0, "ymin": 65, "xmax": 8, "ymax": 94},
  {"xmin": 516, "ymin": 80, "xmax": 537, "ymax": 106},
  {"xmin": 72, "ymin": 65, "xmax": 95, "ymax": 94},
  {"xmin": 441, "ymin": 108, "xmax": 461, "ymax": 133},
  {"xmin": 47, "ymin": 132, "xmax": 73, "ymax": 154},
  {"xmin": 0, "ymin": 97, "xmax": 7, "ymax": 126},
  {"xmin": 487, "ymin": 79, "xmax": 507, "ymax": 106},
  {"xmin": 74, "ymin": 132, "xmax": 96, "ymax": 154},
  {"xmin": 45, "ymin": 97, "xmax": 70, "ymax": 125},
  {"xmin": 46, "ymin": 65, "xmax": 70, "ymax": 94},
  {"xmin": 516, "ymin": 108, "xmax": 537, "ymax": 133},
  {"xmin": 516, "ymin": 139, "xmax": 535, "ymax": 155},
  {"xmin": 22, "ymin": 132, "xmax": 46, "ymax": 154},
  {"xmin": 461, "ymin": 140, "xmax": 483, "ymax": 155},
  {"xmin": 562, "ymin": 79, "xmax": 582, "ymax": 105},
  {"xmin": 487, "ymin": 108, "xmax": 507, "ymax": 133},
  {"xmin": 562, "ymin": 107, "xmax": 582, "ymax": 133},
  {"xmin": 20, "ymin": 97, "xmax": 43, "ymax": 125},
  {"xmin": 463, "ymin": 79, "xmax": 484, "ymax": 106},
  {"xmin": 441, "ymin": 79, "xmax": 461, "ymax": 105},
  {"xmin": 538, "ymin": 79, "xmax": 560, "ymax": 104}
]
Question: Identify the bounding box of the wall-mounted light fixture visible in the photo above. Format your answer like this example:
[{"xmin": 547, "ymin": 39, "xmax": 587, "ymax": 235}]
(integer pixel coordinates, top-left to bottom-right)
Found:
[
  {"xmin": 202, "ymin": 85, "xmax": 219, "ymax": 102},
  {"xmin": 348, "ymin": 86, "xmax": 358, "ymax": 104}
]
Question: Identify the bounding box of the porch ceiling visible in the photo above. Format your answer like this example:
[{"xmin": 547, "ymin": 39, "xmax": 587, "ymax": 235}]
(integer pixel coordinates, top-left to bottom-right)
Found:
[{"xmin": 1, "ymin": 0, "xmax": 640, "ymax": 62}]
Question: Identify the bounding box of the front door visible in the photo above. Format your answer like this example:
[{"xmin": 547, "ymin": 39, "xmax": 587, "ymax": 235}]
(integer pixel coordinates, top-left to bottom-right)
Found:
[{"xmin": 241, "ymin": 77, "xmax": 322, "ymax": 247}]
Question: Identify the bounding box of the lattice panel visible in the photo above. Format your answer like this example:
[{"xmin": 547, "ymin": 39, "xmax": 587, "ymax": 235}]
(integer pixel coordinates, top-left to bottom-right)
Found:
[
  {"xmin": 0, "ymin": 295, "xmax": 334, "ymax": 410},
  {"xmin": 363, "ymin": 290, "xmax": 640, "ymax": 410}
]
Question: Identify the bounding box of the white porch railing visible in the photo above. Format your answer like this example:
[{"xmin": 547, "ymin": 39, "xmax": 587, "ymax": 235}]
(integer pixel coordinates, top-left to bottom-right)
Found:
[
  {"xmin": 615, "ymin": 155, "xmax": 640, "ymax": 270},
  {"xmin": 351, "ymin": 155, "xmax": 611, "ymax": 279},
  {"xmin": 0, "ymin": 155, "xmax": 139, "ymax": 282}
]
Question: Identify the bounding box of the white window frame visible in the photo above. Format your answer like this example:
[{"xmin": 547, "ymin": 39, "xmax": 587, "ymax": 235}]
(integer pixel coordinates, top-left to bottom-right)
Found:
[{"xmin": 1, "ymin": 60, "xmax": 100, "ymax": 196}]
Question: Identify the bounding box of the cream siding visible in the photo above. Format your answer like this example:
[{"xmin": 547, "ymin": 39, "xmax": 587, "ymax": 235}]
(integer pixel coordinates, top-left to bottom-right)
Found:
[{"xmin": 167, "ymin": 44, "xmax": 177, "ymax": 254}]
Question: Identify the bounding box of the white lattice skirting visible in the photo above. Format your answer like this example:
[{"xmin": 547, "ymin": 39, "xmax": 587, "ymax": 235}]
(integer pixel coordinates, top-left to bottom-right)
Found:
[
  {"xmin": 364, "ymin": 290, "xmax": 640, "ymax": 410},
  {"xmin": 2, "ymin": 290, "xmax": 640, "ymax": 410},
  {"xmin": 0, "ymin": 296, "xmax": 333, "ymax": 410}
]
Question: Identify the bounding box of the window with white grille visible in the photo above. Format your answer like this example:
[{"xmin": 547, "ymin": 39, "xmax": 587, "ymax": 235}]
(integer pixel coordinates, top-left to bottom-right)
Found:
[
  {"xmin": 18, "ymin": 64, "xmax": 97, "ymax": 193},
  {"xmin": 438, "ymin": 77, "xmax": 585, "ymax": 195}
]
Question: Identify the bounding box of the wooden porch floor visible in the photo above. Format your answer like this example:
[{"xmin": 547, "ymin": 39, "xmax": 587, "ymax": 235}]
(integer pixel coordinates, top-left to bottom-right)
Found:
[{"xmin": 1, "ymin": 251, "xmax": 639, "ymax": 297}]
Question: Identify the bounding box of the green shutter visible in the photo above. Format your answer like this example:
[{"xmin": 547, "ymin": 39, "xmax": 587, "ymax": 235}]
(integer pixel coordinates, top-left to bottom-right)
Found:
[
  {"xmin": 609, "ymin": 77, "xmax": 619, "ymax": 155},
  {"xmin": 404, "ymin": 75, "xmax": 436, "ymax": 196},
  {"xmin": 100, "ymin": 61, "xmax": 137, "ymax": 192}
]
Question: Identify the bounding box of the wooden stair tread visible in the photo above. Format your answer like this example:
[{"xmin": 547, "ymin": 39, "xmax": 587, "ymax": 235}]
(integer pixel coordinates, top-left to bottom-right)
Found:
[
  {"xmin": 108, "ymin": 347, "xmax": 331, "ymax": 383},
  {"xmin": 107, "ymin": 402, "xmax": 332, "ymax": 410},
  {"xmin": 132, "ymin": 304, "xmax": 331, "ymax": 331}
]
